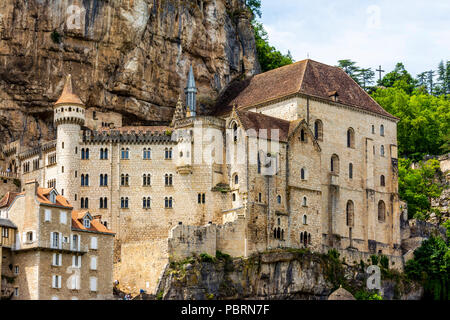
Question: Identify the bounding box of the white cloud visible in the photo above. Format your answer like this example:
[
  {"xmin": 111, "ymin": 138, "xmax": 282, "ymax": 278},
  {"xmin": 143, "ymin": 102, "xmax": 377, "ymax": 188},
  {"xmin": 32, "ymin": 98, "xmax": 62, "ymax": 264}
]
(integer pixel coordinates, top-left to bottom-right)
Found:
[{"xmin": 260, "ymin": 0, "xmax": 450, "ymax": 76}]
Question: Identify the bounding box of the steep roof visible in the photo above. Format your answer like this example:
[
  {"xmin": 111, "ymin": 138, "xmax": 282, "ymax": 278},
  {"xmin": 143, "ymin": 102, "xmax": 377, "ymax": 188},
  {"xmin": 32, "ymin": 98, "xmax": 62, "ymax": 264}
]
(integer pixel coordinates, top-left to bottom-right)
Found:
[
  {"xmin": 235, "ymin": 109, "xmax": 291, "ymax": 142},
  {"xmin": 0, "ymin": 218, "xmax": 17, "ymax": 229},
  {"xmin": 214, "ymin": 59, "xmax": 396, "ymax": 119},
  {"xmin": 0, "ymin": 192, "xmax": 22, "ymax": 209},
  {"xmin": 71, "ymin": 211, "xmax": 115, "ymax": 235},
  {"xmin": 36, "ymin": 188, "xmax": 72, "ymax": 208},
  {"xmin": 55, "ymin": 74, "xmax": 84, "ymax": 106}
]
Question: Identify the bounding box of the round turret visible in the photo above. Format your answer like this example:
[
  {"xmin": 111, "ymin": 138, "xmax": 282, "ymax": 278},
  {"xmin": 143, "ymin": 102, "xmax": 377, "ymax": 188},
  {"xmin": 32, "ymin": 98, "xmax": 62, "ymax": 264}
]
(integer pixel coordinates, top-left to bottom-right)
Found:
[
  {"xmin": 53, "ymin": 74, "xmax": 84, "ymax": 206},
  {"xmin": 54, "ymin": 74, "xmax": 85, "ymax": 126}
]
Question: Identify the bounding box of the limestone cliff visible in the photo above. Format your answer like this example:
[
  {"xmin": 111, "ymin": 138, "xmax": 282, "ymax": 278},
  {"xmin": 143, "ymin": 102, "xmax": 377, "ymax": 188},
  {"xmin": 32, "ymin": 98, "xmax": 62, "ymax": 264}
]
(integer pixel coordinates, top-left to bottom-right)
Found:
[
  {"xmin": 0, "ymin": 0, "xmax": 259, "ymax": 146},
  {"xmin": 152, "ymin": 250, "xmax": 423, "ymax": 300}
]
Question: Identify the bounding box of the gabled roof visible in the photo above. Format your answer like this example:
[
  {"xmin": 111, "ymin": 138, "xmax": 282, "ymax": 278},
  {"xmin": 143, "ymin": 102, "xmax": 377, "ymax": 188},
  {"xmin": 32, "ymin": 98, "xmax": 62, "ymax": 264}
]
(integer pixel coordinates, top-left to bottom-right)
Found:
[
  {"xmin": 0, "ymin": 218, "xmax": 17, "ymax": 229},
  {"xmin": 328, "ymin": 287, "xmax": 356, "ymax": 300},
  {"xmin": 71, "ymin": 211, "xmax": 115, "ymax": 235},
  {"xmin": 214, "ymin": 59, "xmax": 396, "ymax": 120},
  {"xmin": 234, "ymin": 109, "xmax": 291, "ymax": 142},
  {"xmin": 0, "ymin": 192, "xmax": 22, "ymax": 209},
  {"xmin": 37, "ymin": 188, "xmax": 72, "ymax": 208},
  {"xmin": 55, "ymin": 74, "xmax": 84, "ymax": 106}
]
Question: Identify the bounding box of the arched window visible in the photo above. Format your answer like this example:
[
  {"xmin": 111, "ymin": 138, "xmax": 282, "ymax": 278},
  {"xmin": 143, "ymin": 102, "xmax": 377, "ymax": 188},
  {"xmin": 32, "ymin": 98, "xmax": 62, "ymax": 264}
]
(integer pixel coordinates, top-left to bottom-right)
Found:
[
  {"xmin": 380, "ymin": 145, "xmax": 385, "ymax": 157},
  {"xmin": 303, "ymin": 215, "xmax": 307, "ymax": 225},
  {"xmin": 308, "ymin": 233, "xmax": 311, "ymax": 244},
  {"xmin": 380, "ymin": 175, "xmax": 386, "ymax": 187},
  {"xmin": 233, "ymin": 123, "xmax": 238, "ymax": 142},
  {"xmin": 234, "ymin": 174, "xmax": 239, "ymax": 186},
  {"xmin": 347, "ymin": 128, "xmax": 355, "ymax": 148},
  {"xmin": 349, "ymin": 163, "xmax": 353, "ymax": 179},
  {"xmin": 125, "ymin": 174, "xmax": 129, "ymax": 186},
  {"xmin": 302, "ymin": 197, "xmax": 307, "ymax": 207},
  {"xmin": 276, "ymin": 228, "xmax": 281, "ymax": 239},
  {"xmin": 165, "ymin": 197, "xmax": 173, "ymax": 208},
  {"xmin": 281, "ymin": 229, "xmax": 284, "ymax": 240},
  {"xmin": 85, "ymin": 198, "xmax": 89, "ymax": 209},
  {"xmin": 100, "ymin": 197, "xmax": 104, "ymax": 209},
  {"xmin": 232, "ymin": 193, "xmax": 236, "ymax": 202},
  {"xmin": 300, "ymin": 129, "xmax": 306, "ymax": 142},
  {"xmin": 274, "ymin": 229, "xmax": 277, "ymax": 239},
  {"xmin": 121, "ymin": 148, "xmax": 129, "ymax": 160},
  {"xmin": 85, "ymin": 148, "xmax": 90, "ymax": 159},
  {"xmin": 380, "ymin": 124, "xmax": 385, "ymax": 136},
  {"xmin": 300, "ymin": 232, "xmax": 303, "ymax": 243},
  {"xmin": 277, "ymin": 195, "xmax": 281, "ymax": 204},
  {"xmin": 103, "ymin": 198, "xmax": 108, "ymax": 209},
  {"xmin": 314, "ymin": 120, "xmax": 323, "ymax": 140},
  {"xmin": 378, "ymin": 200, "xmax": 386, "ymax": 222},
  {"xmin": 303, "ymin": 231, "xmax": 308, "ymax": 247},
  {"xmin": 346, "ymin": 200, "xmax": 354, "ymax": 227},
  {"xmin": 331, "ymin": 154, "xmax": 340, "ymax": 173},
  {"xmin": 301, "ymin": 168, "xmax": 306, "ymax": 180},
  {"xmin": 165, "ymin": 174, "xmax": 173, "ymax": 186},
  {"xmin": 100, "ymin": 148, "xmax": 104, "ymax": 160},
  {"xmin": 81, "ymin": 174, "xmax": 85, "ymax": 186},
  {"xmin": 85, "ymin": 174, "xmax": 89, "ymax": 186},
  {"xmin": 100, "ymin": 174, "xmax": 103, "ymax": 186}
]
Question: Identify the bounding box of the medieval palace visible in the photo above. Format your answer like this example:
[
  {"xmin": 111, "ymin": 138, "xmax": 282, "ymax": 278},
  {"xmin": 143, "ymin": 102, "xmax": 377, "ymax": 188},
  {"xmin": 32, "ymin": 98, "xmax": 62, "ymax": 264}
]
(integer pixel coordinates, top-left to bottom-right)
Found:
[{"xmin": 0, "ymin": 59, "xmax": 403, "ymax": 296}]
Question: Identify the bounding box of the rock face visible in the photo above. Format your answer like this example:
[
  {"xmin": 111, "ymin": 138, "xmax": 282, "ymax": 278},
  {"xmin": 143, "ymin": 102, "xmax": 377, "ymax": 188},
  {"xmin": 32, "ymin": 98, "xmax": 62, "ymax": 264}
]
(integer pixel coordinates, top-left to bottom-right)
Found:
[
  {"xmin": 0, "ymin": 0, "xmax": 260, "ymax": 146},
  {"xmin": 155, "ymin": 250, "xmax": 423, "ymax": 300}
]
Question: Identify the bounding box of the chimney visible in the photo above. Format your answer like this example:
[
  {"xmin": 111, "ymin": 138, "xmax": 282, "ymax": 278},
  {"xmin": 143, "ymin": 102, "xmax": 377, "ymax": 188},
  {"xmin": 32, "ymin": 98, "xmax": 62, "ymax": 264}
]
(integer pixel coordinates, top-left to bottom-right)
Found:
[{"xmin": 24, "ymin": 180, "xmax": 38, "ymax": 198}]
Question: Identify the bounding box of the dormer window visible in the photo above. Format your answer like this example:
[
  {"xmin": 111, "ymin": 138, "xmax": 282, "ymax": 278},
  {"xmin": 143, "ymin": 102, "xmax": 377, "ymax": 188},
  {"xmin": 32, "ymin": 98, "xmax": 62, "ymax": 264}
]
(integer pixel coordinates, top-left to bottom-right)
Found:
[
  {"xmin": 83, "ymin": 218, "xmax": 91, "ymax": 229},
  {"xmin": 49, "ymin": 190, "xmax": 58, "ymax": 204}
]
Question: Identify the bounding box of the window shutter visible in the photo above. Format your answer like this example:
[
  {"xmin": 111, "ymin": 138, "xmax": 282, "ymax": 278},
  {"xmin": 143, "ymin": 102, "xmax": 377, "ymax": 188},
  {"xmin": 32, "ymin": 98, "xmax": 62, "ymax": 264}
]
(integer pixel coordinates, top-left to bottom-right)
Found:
[
  {"xmin": 91, "ymin": 237, "xmax": 98, "ymax": 250},
  {"xmin": 78, "ymin": 256, "xmax": 82, "ymax": 268},
  {"xmin": 91, "ymin": 257, "xmax": 97, "ymax": 270},
  {"xmin": 50, "ymin": 232, "xmax": 53, "ymax": 248},
  {"xmin": 52, "ymin": 253, "xmax": 56, "ymax": 266},
  {"xmin": 90, "ymin": 277, "xmax": 97, "ymax": 291},
  {"xmin": 72, "ymin": 255, "xmax": 76, "ymax": 267},
  {"xmin": 58, "ymin": 276, "xmax": 61, "ymax": 288},
  {"xmin": 45, "ymin": 210, "xmax": 51, "ymax": 222},
  {"xmin": 59, "ymin": 232, "xmax": 62, "ymax": 249},
  {"xmin": 71, "ymin": 275, "xmax": 76, "ymax": 290},
  {"xmin": 60, "ymin": 211, "xmax": 67, "ymax": 224}
]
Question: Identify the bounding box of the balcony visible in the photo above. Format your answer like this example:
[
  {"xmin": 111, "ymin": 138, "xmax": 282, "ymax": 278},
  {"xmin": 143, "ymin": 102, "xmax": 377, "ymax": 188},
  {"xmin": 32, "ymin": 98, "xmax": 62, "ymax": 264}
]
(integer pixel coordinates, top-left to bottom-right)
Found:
[
  {"xmin": 330, "ymin": 173, "xmax": 339, "ymax": 186},
  {"xmin": 12, "ymin": 240, "xmax": 88, "ymax": 254},
  {"xmin": 176, "ymin": 164, "xmax": 193, "ymax": 175}
]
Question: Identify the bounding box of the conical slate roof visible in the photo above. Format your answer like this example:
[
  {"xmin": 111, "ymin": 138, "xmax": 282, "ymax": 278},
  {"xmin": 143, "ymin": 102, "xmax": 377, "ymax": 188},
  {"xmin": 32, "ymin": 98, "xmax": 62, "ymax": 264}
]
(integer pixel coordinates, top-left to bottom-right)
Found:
[
  {"xmin": 186, "ymin": 65, "xmax": 196, "ymax": 90},
  {"xmin": 328, "ymin": 286, "xmax": 356, "ymax": 300},
  {"xmin": 55, "ymin": 74, "xmax": 84, "ymax": 106}
]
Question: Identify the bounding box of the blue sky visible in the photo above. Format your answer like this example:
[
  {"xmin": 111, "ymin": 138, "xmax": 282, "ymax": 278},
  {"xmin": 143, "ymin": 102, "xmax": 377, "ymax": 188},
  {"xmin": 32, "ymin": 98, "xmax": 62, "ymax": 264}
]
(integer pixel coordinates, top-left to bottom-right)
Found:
[{"xmin": 260, "ymin": 0, "xmax": 450, "ymax": 77}]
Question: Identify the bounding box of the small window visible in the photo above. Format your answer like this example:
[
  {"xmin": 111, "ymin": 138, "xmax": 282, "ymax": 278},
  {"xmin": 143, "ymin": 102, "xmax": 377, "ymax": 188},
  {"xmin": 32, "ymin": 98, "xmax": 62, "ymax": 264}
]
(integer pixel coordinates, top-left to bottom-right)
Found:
[
  {"xmin": 258, "ymin": 193, "xmax": 262, "ymax": 202},
  {"xmin": 372, "ymin": 125, "xmax": 375, "ymax": 134},
  {"xmin": 301, "ymin": 168, "xmax": 306, "ymax": 180},
  {"xmin": 380, "ymin": 124, "xmax": 385, "ymax": 136},
  {"xmin": 314, "ymin": 120, "xmax": 323, "ymax": 140},
  {"xmin": 164, "ymin": 197, "xmax": 173, "ymax": 209},
  {"xmin": 277, "ymin": 195, "xmax": 281, "ymax": 204},
  {"xmin": 349, "ymin": 163, "xmax": 353, "ymax": 179},
  {"xmin": 347, "ymin": 128, "xmax": 355, "ymax": 148},
  {"xmin": 380, "ymin": 145, "xmax": 385, "ymax": 157},
  {"xmin": 232, "ymin": 193, "xmax": 236, "ymax": 202},
  {"xmin": 380, "ymin": 175, "xmax": 386, "ymax": 187},
  {"xmin": 300, "ymin": 129, "xmax": 306, "ymax": 142},
  {"xmin": 234, "ymin": 174, "xmax": 239, "ymax": 186},
  {"xmin": 14, "ymin": 266, "xmax": 19, "ymax": 275},
  {"xmin": 378, "ymin": 200, "xmax": 386, "ymax": 222},
  {"xmin": 302, "ymin": 197, "xmax": 307, "ymax": 207},
  {"xmin": 83, "ymin": 218, "xmax": 91, "ymax": 229},
  {"xmin": 302, "ymin": 215, "xmax": 307, "ymax": 225}
]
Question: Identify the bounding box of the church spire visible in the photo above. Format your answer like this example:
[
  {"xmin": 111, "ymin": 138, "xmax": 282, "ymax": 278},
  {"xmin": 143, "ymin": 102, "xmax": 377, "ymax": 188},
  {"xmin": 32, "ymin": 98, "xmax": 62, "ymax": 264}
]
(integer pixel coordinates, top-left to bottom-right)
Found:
[
  {"xmin": 55, "ymin": 74, "xmax": 84, "ymax": 106},
  {"xmin": 171, "ymin": 96, "xmax": 186, "ymax": 126},
  {"xmin": 185, "ymin": 65, "xmax": 197, "ymax": 117}
]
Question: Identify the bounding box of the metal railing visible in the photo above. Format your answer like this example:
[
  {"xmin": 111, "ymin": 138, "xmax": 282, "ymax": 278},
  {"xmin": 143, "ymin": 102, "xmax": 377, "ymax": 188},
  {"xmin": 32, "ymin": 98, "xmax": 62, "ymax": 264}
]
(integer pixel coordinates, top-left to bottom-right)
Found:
[{"xmin": 13, "ymin": 240, "xmax": 88, "ymax": 253}]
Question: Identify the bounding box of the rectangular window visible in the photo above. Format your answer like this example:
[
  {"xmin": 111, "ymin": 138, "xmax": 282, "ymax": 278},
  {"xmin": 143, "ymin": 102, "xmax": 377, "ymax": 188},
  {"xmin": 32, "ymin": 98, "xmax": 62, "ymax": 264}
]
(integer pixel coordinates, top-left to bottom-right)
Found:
[
  {"xmin": 60, "ymin": 211, "xmax": 67, "ymax": 224},
  {"xmin": 51, "ymin": 232, "xmax": 60, "ymax": 249},
  {"xmin": 90, "ymin": 237, "xmax": 98, "ymax": 250},
  {"xmin": 14, "ymin": 266, "xmax": 19, "ymax": 274},
  {"xmin": 14, "ymin": 288, "xmax": 19, "ymax": 296},
  {"xmin": 52, "ymin": 253, "xmax": 62, "ymax": 266},
  {"xmin": 258, "ymin": 193, "xmax": 262, "ymax": 202},
  {"xmin": 52, "ymin": 275, "xmax": 61, "ymax": 288},
  {"xmin": 71, "ymin": 235, "xmax": 79, "ymax": 251},
  {"xmin": 90, "ymin": 277, "xmax": 97, "ymax": 292},
  {"xmin": 44, "ymin": 209, "xmax": 52, "ymax": 222},
  {"xmin": 71, "ymin": 275, "xmax": 81, "ymax": 290},
  {"xmin": 72, "ymin": 255, "xmax": 81, "ymax": 268},
  {"xmin": 90, "ymin": 256, "xmax": 98, "ymax": 270}
]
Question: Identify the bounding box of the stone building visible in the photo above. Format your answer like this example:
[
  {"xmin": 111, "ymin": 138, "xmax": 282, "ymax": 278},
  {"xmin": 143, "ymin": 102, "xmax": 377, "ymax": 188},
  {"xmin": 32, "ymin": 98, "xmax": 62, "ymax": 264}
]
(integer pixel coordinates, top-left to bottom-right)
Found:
[
  {"xmin": 0, "ymin": 59, "xmax": 403, "ymax": 295},
  {"xmin": 0, "ymin": 180, "xmax": 115, "ymax": 300}
]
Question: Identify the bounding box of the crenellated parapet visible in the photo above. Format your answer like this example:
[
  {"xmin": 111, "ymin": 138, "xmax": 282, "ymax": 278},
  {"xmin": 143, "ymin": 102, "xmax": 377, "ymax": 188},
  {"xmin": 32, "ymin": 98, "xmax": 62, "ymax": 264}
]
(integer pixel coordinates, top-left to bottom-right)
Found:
[
  {"xmin": 18, "ymin": 140, "xmax": 56, "ymax": 161},
  {"xmin": 54, "ymin": 105, "xmax": 86, "ymax": 126},
  {"xmin": 82, "ymin": 129, "xmax": 177, "ymax": 145}
]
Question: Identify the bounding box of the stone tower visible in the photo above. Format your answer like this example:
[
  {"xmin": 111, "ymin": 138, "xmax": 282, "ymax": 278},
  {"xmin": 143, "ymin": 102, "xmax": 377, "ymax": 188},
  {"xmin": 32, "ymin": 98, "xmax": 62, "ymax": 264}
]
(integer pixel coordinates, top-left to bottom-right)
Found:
[
  {"xmin": 53, "ymin": 74, "xmax": 85, "ymax": 207},
  {"xmin": 185, "ymin": 65, "xmax": 197, "ymax": 117}
]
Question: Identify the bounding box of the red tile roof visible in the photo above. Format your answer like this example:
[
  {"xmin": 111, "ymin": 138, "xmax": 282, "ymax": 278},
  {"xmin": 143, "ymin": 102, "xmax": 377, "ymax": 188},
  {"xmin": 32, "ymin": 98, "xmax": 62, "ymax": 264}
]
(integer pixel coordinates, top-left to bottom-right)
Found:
[
  {"xmin": 235, "ymin": 109, "xmax": 291, "ymax": 142},
  {"xmin": 0, "ymin": 191, "xmax": 23, "ymax": 209},
  {"xmin": 214, "ymin": 59, "xmax": 396, "ymax": 119},
  {"xmin": 71, "ymin": 210, "xmax": 115, "ymax": 234},
  {"xmin": 36, "ymin": 188, "xmax": 72, "ymax": 208},
  {"xmin": 55, "ymin": 74, "xmax": 84, "ymax": 106}
]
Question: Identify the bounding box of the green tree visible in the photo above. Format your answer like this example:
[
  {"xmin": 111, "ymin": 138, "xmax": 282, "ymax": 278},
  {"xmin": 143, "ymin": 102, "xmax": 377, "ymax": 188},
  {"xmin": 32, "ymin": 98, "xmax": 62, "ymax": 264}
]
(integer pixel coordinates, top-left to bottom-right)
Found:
[
  {"xmin": 357, "ymin": 68, "xmax": 375, "ymax": 90},
  {"xmin": 378, "ymin": 62, "xmax": 417, "ymax": 94},
  {"xmin": 405, "ymin": 236, "xmax": 450, "ymax": 300},
  {"xmin": 336, "ymin": 60, "xmax": 361, "ymax": 85},
  {"xmin": 253, "ymin": 21, "xmax": 294, "ymax": 72},
  {"xmin": 371, "ymin": 85, "xmax": 450, "ymax": 159},
  {"xmin": 246, "ymin": 0, "xmax": 262, "ymax": 18},
  {"xmin": 398, "ymin": 159, "xmax": 444, "ymax": 220}
]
